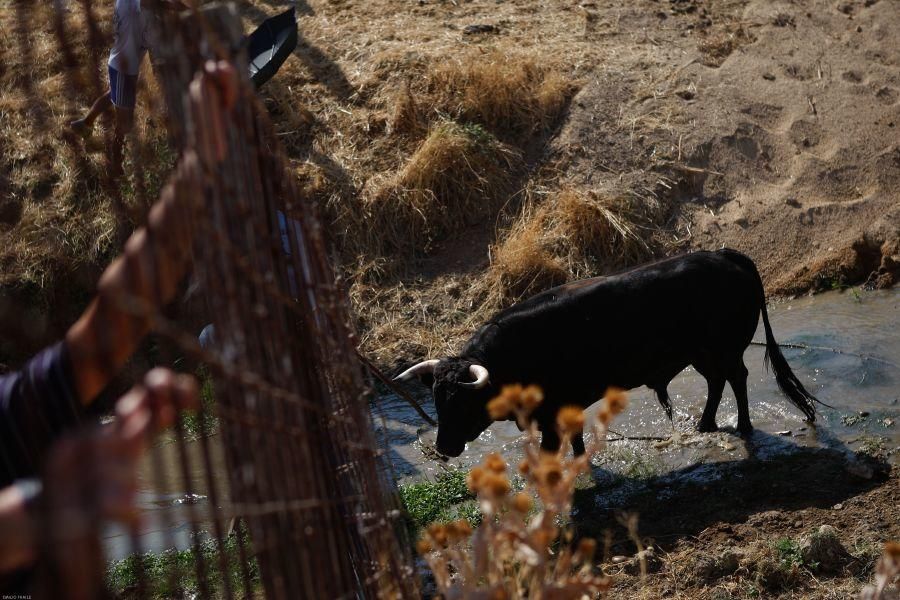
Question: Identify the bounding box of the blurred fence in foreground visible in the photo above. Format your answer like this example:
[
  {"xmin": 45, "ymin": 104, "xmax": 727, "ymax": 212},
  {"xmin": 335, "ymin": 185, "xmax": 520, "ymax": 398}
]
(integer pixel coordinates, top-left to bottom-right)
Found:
[{"xmin": 5, "ymin": 1, "xmax": 417, "ymax": 597}]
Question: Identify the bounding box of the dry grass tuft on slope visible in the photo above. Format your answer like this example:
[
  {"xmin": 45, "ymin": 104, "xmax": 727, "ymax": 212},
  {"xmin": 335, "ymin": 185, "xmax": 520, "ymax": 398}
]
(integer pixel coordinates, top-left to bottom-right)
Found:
[
  {"xmin": 486, "ymin": 189, "xmax": 651, "ymax": 306},
  {"xmin": 419, "ymin": 51, "xmax": 577, "ymax": 143},
  {"xmin": 350, "ymin": 121, "xmax": 521, "ymax": 273}
]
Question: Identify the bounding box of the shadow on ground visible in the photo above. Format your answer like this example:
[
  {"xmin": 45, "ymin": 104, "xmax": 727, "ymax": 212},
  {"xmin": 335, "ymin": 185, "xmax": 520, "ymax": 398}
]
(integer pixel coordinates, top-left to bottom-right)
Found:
[{"xmin": 572, "ymin": 431, "xmax": 890, "ymax": 553}]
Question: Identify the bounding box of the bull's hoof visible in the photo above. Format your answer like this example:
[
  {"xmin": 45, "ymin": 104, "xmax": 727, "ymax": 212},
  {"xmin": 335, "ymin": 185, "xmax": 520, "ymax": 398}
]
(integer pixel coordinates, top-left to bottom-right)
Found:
[
  {"xmin": 697, "ymin": 420, "xmax": 718, "ymax": 433},
  {"xmin": 738, "ymin": 423, "xmax": 754, "ymax": 437}
]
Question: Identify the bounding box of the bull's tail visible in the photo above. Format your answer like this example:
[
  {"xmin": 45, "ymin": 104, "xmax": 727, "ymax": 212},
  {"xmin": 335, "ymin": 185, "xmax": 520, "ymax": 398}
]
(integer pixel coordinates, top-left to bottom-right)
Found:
[
  {"xmin": 722, "ymin": 249, "xmax": 820, "ymax": 421},
  {"xmin": 760, "ymin": 303, "xmax": 818, "ymax": 422}
]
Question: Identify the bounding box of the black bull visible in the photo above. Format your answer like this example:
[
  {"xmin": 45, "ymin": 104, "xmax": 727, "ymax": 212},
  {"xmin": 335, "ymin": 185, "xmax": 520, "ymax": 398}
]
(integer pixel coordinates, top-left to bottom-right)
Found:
[{"xmin": 396, "ymin": 249, "xmax": 821, "ymax": 457}]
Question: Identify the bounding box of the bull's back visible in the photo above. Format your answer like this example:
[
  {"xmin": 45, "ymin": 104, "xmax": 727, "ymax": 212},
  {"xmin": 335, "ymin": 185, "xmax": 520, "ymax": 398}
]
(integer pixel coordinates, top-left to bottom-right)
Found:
[{"xmin": 479, "ymin": 250, "xmax": 763, "ymax": 382}]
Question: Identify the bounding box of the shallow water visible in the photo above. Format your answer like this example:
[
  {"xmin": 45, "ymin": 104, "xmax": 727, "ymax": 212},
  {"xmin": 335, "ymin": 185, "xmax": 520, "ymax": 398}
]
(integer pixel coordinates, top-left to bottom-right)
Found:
[
  {"xmin": 105, "ymin": 288, "xmax": 899, "ymax": 560},
  {"xmin": 377, "ymin": 288, "xmax": 900, "ymax": 482},
  {"xmin": 104, "ymin": 432, "xmax": 228, "ymax": 562}
]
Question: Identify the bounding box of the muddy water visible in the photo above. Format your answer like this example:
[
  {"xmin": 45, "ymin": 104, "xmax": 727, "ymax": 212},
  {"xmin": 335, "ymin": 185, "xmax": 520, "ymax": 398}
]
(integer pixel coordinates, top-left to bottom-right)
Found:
[
  {"xmin": 377, "ymin": 289, "xmax": 900, "ymax": 483},
  {"xmin": 104, "ymin": 432, "xmax": 229, "ymax": 561}
]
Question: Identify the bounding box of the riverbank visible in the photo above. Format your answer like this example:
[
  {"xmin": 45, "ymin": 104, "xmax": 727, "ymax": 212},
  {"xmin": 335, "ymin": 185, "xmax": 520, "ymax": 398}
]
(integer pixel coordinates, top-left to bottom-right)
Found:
[
  {"xmin": 382, "ymin": 288, "xmax": 899, "ymax": 597},
  {"xmin": 1, "ymin": 0, "xmax": 898, "ymax": 368}
]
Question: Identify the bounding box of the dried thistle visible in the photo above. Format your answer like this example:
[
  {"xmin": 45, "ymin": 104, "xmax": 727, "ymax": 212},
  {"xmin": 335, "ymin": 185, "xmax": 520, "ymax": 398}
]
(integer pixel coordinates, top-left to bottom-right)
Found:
[
  {"xmin": 860, "ymin": 541, "xmax": 900, "ymax": 600},
  {"xmin": 557, "ymin": 405, "xmax": 585, "ymax": 433},
  {"xmin": 418, "ymin": 386, "xmax": 628, "ymax": 598}
]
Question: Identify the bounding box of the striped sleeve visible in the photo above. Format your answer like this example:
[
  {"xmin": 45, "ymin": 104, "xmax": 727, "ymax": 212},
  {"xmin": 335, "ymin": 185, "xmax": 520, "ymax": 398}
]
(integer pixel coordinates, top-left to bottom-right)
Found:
[{"xmin": 0, "ymin": 342, "xmax": 86, "ymax": 488}]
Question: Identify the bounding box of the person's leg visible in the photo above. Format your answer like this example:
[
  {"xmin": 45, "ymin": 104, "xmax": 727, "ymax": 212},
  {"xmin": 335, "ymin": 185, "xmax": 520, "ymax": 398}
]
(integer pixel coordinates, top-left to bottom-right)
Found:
[
  {"xmin": 106, "ymin": 66, "xmax": 138, "ymax": 177},
  {"xmin": 111, "ymin": 105, "xmax": 134, "ymax": 177},
  {"xmin": 70, "ymin": 91, "xmax": 112, "ymax": 136}
]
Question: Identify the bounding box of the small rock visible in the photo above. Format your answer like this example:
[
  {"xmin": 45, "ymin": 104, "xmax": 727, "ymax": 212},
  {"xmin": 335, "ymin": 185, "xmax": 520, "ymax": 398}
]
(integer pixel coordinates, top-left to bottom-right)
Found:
[
  {"xmin": 763, "ymin": 72, "xmax": 776, "ymax": 81},
  {"xmin": 717, "ymin": 548, "xmax": 742, "ymax": 575},
  {"xmin": 611, "ymin": 555, "xmax": 628, "ymax": 564},
  {"xmin": 800, "ymin": 525, "xmax": 852, "ymax": 573},
  {"xmin": 693, "ymin": 556, "xmax": 717, "ymax": 581},
  {"xmin": 772, "ymin": 13, "xmax": 795, "ymax": 27},
  {"xmin": 833, "ymin": 503, "xmax": 843, "ymax": 510},
  {"xmin": 794, "ymin": 520, "xmax": 803, "ymax": 528},
  {"xmin": 776, "ymin": 430, "xmax": 792, "ymax": 436},
  {"xmin": 692, "ymin": 547, "xmax": 743, "ymax": 582}
]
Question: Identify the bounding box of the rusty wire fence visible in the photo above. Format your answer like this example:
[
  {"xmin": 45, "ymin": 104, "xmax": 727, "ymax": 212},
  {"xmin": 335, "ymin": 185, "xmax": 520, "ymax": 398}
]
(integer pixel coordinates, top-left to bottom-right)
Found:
[{"xmin": 3, "ymin": 1, "xmax": 418, "ymax": 597}]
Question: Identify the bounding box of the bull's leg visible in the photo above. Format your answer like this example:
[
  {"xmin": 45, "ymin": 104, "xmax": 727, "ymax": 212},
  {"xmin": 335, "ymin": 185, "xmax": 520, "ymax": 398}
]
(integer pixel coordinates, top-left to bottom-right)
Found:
[
  {"xmin": 571, "ymin": 432, "xmax": 586, "ymax": 456},
  {"xmin": 653, "ymin": 385, "xmax": 673, "ymax": 421},
  {"xmin": 540, "ymin": 428, "xmax": 561, "ymax": 452},
  {"xmin": 728, "ymin": 359, "xmax": 753, "ymax": 435},
  {"xmin": 697, "ymin": 376, "xmax": 726, "ymax": 433}
]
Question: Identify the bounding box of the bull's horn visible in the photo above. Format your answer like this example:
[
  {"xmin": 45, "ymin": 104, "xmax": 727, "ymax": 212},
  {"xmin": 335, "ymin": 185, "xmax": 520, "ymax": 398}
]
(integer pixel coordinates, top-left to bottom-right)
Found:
[
  {"xmin": 460, "ymin": 364, "xmax": 490, "ymax": 389},
  {"xmin": 394, "ymin": 359, "xmax": 440, "ymax": 381}
]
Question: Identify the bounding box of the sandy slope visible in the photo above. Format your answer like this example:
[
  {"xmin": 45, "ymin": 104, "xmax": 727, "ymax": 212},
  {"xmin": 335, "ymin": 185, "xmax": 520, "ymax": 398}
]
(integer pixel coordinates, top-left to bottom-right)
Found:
[{"xmin": 551, "ymin": 0, "xmax": 899, "ymax": 295}]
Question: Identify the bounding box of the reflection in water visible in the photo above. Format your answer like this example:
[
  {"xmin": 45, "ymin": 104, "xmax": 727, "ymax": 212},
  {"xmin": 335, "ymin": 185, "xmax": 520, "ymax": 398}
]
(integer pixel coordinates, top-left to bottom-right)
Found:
[{"xmin": 377, "ymin": 289, "xmax": 900, "ymax": 483}]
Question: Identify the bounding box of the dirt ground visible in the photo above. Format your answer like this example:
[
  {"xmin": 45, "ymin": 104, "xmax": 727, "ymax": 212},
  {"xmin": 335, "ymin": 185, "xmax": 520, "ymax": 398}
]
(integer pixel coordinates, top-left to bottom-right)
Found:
[
  {"xmin": 550, "ymin": 0, "xmax": 900, "ymax": 297},
  {"xmin": 576, "ymin": 450, "xmax": 897, "ymax": 599}
]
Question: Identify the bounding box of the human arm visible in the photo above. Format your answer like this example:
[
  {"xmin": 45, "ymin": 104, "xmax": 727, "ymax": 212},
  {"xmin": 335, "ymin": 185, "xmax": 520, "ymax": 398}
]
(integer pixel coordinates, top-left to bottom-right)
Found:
[
  {"xmin": 64, "ymin": 158, "xmax": 202, "ymax": 405},
  {"xmin": 0, "ymin": 369, "xmax": 198, "ymax": 578},
  {"xmin": 64, "ymin": 60, "xmax": 237, "ymax": 405}
]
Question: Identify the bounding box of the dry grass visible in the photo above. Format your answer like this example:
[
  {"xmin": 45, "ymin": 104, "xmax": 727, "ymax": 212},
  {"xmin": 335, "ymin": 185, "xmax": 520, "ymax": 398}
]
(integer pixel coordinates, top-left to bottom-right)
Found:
[
  {"xmin": 2, "ymin": 0, "xmax": 663, "ymax": 370},
  {"xmin": 361, "ymin": 121, "xmax": 520, "ymax": 260},
  {"xmin": 486, "ymin": 188, "xmax": 651, "ymax": 306},
  {"xmin": 0, "ymin": 2, "xmax": 172, "ymax": 358},
  {"xmin": 421, "ymin": 51, "xmax": 577, "ymax": 143},
  {"xmin": 309, "ymin": 50, "xmax": 575, "ymax": 286}
]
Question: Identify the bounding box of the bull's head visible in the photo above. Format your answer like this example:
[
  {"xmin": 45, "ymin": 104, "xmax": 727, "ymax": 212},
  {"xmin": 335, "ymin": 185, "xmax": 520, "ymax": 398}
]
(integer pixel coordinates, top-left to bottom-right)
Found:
[{"xmin": 395, "ymin": 358, "xmax": 494, "ymax": 457}]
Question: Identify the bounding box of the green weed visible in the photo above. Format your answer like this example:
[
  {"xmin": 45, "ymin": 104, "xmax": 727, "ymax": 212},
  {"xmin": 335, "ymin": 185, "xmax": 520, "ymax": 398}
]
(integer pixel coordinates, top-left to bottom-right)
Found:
[
  {"xmin": 398, "ymin": 469, "xmax": 475, "ymax": 531},
  {"xmin": 106, "ymin": 527, "xmax": 259, "ymax": 599},
  {"xmin": 775, "ymin": 537, "xmax": 804, "ymax": 569},
  {"xmin": 179, "ymin": 367, "xmax": 218, "ymax": 440}
]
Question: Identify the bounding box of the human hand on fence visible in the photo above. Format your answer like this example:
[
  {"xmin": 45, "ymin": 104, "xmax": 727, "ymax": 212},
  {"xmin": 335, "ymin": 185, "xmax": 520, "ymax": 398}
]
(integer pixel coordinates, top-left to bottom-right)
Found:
[
  {"xmin": 37, "ymin": 369, "xmax": 198, "ymax": 596},
  {"xmin": 189, "ymin": 59, "xmax": 238, "ymax": 168},
  {"xmin": 45, "ymin": 368, "xmax": 199, "ymax": 524}
]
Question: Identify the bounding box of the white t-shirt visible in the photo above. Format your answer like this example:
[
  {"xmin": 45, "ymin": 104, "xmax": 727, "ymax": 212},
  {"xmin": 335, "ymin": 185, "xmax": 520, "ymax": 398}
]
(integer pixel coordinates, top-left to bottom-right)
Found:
[{"xmin": 107, "ymin": 0, "xmax": 151, "ymax": 75}]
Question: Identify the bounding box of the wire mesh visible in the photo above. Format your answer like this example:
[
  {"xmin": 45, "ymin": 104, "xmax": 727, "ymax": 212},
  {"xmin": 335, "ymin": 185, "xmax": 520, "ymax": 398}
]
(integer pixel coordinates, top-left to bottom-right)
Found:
[{"xmin": 1, "ymin": 1, "xmax": 418, "ymax": 597}]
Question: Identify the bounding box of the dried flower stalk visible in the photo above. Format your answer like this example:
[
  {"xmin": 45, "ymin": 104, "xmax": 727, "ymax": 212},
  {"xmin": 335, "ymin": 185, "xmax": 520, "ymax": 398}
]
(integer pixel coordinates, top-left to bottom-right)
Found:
[{"xmin": 419, "ymin": 385, "xmax": 629, "ymax": 599}]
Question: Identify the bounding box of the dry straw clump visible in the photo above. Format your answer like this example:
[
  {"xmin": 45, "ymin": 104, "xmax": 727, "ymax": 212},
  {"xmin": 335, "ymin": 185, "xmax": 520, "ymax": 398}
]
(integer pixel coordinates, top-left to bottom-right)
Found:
[
  {"xmin": 363, "ymin": 121, "xmax": 520, "ymax": 260},
  {"xmin": 343, "ymin": 51, "xmax": 575, "ymax": 277},
  {"xmin": 487, "ymin": 188, "xmax": 650, "ymax": 305},
  {"xmin": 423, "ymin": 51, "xmax": 577, "ymax": 143},
  {"xmin": 418, "ymin": 385, "xmax": 630, "ymax": 599}
]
